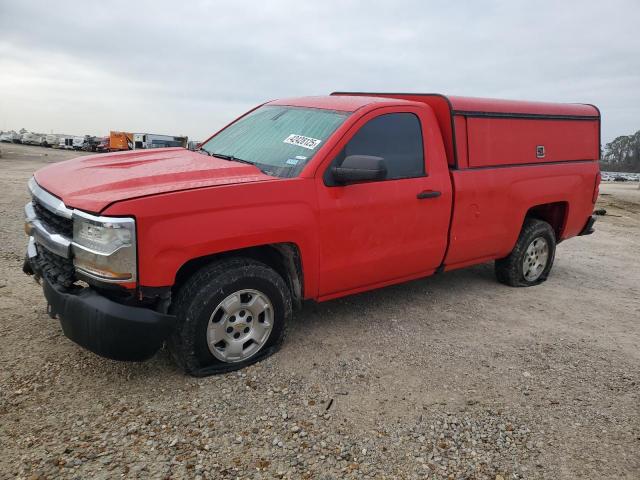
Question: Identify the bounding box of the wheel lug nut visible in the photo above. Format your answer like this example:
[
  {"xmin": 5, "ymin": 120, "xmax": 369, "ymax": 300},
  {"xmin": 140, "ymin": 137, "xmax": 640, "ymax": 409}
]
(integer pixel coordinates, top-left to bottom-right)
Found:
[{"xmin": 226, "ymin": 327, "xmax": 233, "ymax": 333}]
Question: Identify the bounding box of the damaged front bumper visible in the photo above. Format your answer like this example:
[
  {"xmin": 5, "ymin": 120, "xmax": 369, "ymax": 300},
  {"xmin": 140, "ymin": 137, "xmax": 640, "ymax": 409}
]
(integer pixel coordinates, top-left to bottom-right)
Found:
[{"xmin": 24, "ymin": 239, "xmax": 175, "ymax": 361}]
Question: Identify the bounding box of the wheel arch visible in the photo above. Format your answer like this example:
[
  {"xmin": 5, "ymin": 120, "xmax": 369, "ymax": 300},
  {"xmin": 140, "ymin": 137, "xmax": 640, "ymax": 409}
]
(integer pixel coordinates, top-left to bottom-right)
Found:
[
  {"xmin": 524, "ymin": 201, "xmax": 569, "ymax": 241},
  {"xmin": 173, "ymin": 243, "xmax": 304, "ymax": 309}
]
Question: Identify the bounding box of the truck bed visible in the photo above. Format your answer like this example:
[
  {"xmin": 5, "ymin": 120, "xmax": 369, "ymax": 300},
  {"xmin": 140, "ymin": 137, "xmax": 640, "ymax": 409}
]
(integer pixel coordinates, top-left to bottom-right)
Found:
[{"xmin": 444, "ymin": 160, "xmax": 599, "ymax": 270}]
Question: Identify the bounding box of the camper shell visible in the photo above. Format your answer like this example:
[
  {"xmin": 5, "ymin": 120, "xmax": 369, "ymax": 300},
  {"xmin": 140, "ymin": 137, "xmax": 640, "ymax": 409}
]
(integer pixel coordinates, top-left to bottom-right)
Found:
[
  {"xmin": 331, "ymin": 92, "xmax": 600, "ymax": 169},
  {"xmin": 332, "ymin": 92, "xmax": 600, "ymax": 169}
]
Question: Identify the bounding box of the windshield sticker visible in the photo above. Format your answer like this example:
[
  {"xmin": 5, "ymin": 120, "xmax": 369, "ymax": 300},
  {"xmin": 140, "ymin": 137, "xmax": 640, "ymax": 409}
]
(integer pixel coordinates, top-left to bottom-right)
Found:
[
  {"xmin": 295, "ymin": 155, "xmax": 307, "ymax": 160},
  {"xmin": 285, "ymin": 158, "xmax": 300, "ymax": 165},
  {"xmin": 283, "ymin": 134, "xmax": 322, "ymax": 150}
]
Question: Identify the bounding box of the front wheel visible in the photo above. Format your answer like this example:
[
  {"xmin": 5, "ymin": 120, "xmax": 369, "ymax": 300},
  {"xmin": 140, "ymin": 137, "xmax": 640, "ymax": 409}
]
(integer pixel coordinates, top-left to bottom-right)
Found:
[
  {"xmin": 495, "ymin": 218, "xmax": 556, "ymax": 287},
  {"xmin": 168, "ymin": 258, "xmax": 291, "ymax": 376}
]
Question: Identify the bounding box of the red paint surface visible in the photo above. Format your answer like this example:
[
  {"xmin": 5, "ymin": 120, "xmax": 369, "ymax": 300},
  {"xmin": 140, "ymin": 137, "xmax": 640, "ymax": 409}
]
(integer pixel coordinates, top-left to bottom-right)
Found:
[
  {"xmin": 465, "ymin": 118, "xmax": 599, "ymax": 167},
  {"xmin": 448, "ymin": 96, "xmax": 598, "ymax": 116},
  {"xmin": 35, "ymin": 148, "xmax": 270, "ymax": 213},
  {"xmin": 444, "ymin": 161, "xmax": 599, "ymax": 268},
  {"xmin": 35, "ymin": 94, "xmax": 601, "ymax": 300}
]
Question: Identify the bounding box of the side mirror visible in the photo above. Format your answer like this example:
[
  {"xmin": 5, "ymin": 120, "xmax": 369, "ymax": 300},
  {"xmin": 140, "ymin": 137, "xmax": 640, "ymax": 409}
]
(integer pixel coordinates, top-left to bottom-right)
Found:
[{"xmin": 331, "ymin": 155, "xmax": 387, "ymax": 184}]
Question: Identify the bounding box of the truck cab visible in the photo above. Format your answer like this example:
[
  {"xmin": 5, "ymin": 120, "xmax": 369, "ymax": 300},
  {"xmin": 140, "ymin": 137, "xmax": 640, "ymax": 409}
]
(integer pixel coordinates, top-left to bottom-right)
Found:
[{"xmin": 23, "ymin": 93, "xmax": 600, "ymax": 375}]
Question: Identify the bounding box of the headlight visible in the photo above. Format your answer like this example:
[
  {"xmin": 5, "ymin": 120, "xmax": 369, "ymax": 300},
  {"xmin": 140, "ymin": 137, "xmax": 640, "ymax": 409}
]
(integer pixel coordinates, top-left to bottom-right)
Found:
[{"xmin": 72, "ymin": 211, "xmax": 136, "ymax": 283}]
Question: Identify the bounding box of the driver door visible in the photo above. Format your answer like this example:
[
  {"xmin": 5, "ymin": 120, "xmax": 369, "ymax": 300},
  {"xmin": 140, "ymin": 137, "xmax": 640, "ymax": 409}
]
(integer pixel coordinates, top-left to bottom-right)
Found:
[{"xmin": 315, "ymin": 106, "xmax": 451, "ymax": 299}]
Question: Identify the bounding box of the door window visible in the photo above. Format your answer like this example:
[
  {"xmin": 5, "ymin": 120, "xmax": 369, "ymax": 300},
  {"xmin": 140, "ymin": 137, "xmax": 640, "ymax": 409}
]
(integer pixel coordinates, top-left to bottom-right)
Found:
[{"xmin": 330, "ymin": 112, "xmax": 425, "ymax": 182}]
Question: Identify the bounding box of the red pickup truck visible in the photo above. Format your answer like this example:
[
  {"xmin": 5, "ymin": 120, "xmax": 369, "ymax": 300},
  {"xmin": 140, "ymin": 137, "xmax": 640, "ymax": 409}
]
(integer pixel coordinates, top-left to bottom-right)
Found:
[{"xmin": 23, "ymin": 92, "xmax": 600, "ymax": 375}]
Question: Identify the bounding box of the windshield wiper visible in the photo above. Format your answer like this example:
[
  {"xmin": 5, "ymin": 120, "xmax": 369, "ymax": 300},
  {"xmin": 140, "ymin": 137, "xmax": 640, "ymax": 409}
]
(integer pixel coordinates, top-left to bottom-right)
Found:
[
  {"xmin": 210, "ymin": 152, "xmax": 258, "ymax": 167},
  {"xmin": 197, "ymin": 149, "xmax": 241, "ymax": 161},
  {"xmin": 210, "ymin": 152, "xmax": 243, "ymax": 162},
  {"xmin": 208, "ymin": 152, "xmax": 274, "ymax": 176}
]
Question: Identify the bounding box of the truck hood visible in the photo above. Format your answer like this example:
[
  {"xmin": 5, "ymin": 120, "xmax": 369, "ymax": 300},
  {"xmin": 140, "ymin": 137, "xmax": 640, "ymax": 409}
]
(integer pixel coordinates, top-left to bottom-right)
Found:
[{"xmin": 34, "ymin": 148, "xmax": 273, "ymax": 213}]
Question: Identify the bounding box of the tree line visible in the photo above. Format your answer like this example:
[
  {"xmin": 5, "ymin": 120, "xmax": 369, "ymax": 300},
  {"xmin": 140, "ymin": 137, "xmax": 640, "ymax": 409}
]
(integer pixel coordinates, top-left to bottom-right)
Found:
[{"xmin": 600, "ymin": 130, "xmax": 640, "ymax": 173}]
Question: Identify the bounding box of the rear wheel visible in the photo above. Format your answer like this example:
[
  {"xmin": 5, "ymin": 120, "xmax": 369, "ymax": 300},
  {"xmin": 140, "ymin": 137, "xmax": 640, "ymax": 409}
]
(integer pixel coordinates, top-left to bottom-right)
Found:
[
  {"xmin": 168, "ymin": 257, "xmax": 291, "ymax": 376},
  {"xmin": 495, "ymin": 218, "xmax": 556, "ymax": 287}
]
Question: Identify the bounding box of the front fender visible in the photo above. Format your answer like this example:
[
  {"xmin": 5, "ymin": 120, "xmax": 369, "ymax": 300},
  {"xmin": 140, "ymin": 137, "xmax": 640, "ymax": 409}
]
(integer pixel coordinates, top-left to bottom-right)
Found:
[{"xmin": 104, "ymin": 179, "xmax": 320, "ymax": 297}]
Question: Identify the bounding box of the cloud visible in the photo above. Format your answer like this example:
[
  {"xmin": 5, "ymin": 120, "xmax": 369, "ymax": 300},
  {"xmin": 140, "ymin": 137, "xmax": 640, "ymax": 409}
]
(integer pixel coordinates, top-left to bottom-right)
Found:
[{"xmin": 0, "ymin": 0, "xmax": 638, "ymax": 142}]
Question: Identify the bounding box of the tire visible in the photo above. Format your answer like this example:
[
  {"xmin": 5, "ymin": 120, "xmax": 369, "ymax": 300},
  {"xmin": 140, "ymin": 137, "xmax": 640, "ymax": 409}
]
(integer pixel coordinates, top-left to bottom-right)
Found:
[
  {"xmin": 495, "ymin": 218, "xmax": 556, "ymax": 287},
  {"xmin": 167, "ymin": 257, "xmax": 291, "ymax": 376}
]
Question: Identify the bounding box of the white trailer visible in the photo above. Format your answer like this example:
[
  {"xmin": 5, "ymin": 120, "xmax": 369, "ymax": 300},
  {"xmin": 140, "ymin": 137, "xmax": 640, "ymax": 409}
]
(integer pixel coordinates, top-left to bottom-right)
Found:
[
  {"xmin": 44, "ymin": 134, "xmax": 60, "ymax": 147},
  {"xmin": 0, "ymin": 131, "xmax": 20, "ymax": 143},
  {"xmin": 21, "ymin": 132, "xmax": 46, "ymax": 146},
  {"xmin": 58, "ymin": 136, "xmax": 74, "ymax": 149},
  {"xmin": 131, "ymin": 133, "xmax": 187, "ymax": 149},
  {"xmin": 72, "ymin": 136, "xmax": 87, "ymax": 150}
]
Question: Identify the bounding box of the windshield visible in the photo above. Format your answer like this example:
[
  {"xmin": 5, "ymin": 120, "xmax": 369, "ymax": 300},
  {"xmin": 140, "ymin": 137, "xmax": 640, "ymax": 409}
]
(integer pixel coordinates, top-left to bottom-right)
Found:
[{"xmin": 200, "ymin": 105, "xmax": 349, "ymax": 177}]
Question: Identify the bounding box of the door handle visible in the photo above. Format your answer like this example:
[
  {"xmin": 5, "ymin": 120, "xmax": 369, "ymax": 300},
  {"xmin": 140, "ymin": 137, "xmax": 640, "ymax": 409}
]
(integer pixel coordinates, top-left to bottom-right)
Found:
[{"xmin": 417, "ymin": 190, "xmax": 441, "ymax": 199}]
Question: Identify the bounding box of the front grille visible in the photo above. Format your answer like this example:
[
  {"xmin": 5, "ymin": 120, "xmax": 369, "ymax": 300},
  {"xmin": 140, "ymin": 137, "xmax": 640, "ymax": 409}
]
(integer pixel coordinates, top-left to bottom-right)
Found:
[
  {"xmin": 32, "ymin": 245, "xmax": 76, "ymax": 288},
  {"xmin": 30, "ymin": 197, "xmax": 75, "ymax": 288},
  {"xmin": 33, "ymin": 199, "xmax": 73, "ymax": 237}
]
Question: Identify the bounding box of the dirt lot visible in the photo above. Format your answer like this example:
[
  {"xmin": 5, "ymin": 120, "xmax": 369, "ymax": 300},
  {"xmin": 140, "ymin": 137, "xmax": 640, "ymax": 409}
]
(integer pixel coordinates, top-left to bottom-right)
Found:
[{"xmin": 0, "ymin": 144, "xmax": 638, "ymax": 479}]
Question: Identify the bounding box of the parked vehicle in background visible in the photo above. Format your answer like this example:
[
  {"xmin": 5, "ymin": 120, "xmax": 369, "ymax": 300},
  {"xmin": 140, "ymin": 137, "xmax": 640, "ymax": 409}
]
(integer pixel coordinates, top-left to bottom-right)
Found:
[
  {"xmin": 132, "ymin": 133, "xmax": 145, "ymax": 149},
  {"xmin": 58, "ymin": 136, "xmax": 74, "ymax": 150},
  {"xmin": 187, "ymin": 140, "xmax": 202, "ymax": 151},
  {"xmin": 21, "ymin": 132, "xmax": 46, "ymax": 146},
  {"xmin": 72, "ymin": 136, "xmax": 89, "ymax": 150},
  {"xmin": 600, "ymin": 171, "xmax": 639, "ymax": 182},
  {"xmin": 95, "ymin": 137, "xmax": 109, "ymax": 153},
  {"xmin": 108, "ymin": 131, "xmax": 187, "ymax": 151},
  {"xmin": 0, "ymin": 131, "xmax": 21, "ymax": 143},
  {"xmin": 14, "ymin": 129, "xmax": 28, "ymax": 143},
  {"xmin": 23, "ymin": 92, "xmax": 601, "ymax": 376},
  {"xmin": 81, "ymin": 136, "xmax": 100, "ymax": 152},
  {"xmin": 44, "ymin": 134, "xmax": 61, "ymax": 147},
  {"xmin": 109, "ymin": 131, "xmax": 133, "ymax": 151},
  {"xmin": 133, "ymin": 133, "xmax": 188, "ymax": 149}
]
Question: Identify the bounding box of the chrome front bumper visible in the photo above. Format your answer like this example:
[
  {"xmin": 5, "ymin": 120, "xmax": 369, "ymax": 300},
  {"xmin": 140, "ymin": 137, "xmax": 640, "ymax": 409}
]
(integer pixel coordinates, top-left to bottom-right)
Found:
[
  {"xmin": 24, "ymin": 202, "xmax": 71, "ymax": 258},
  {"xmin": 27, "ymin": 235, "xmax": 38, "ymax": 260}
]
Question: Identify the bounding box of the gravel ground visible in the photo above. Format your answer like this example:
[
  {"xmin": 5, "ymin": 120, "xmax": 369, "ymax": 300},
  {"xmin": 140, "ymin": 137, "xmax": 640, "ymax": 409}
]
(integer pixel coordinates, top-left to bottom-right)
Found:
[{"xmin": 1, "ymin": 144, "xmax": 639, "ymax": 479}]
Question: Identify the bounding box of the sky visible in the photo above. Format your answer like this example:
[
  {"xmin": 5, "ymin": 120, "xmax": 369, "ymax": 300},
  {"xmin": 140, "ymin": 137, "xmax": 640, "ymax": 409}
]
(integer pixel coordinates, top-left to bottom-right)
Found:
[{"xmin": 0, "ymin": 0, "xmax": 638, "ymax": 144}]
